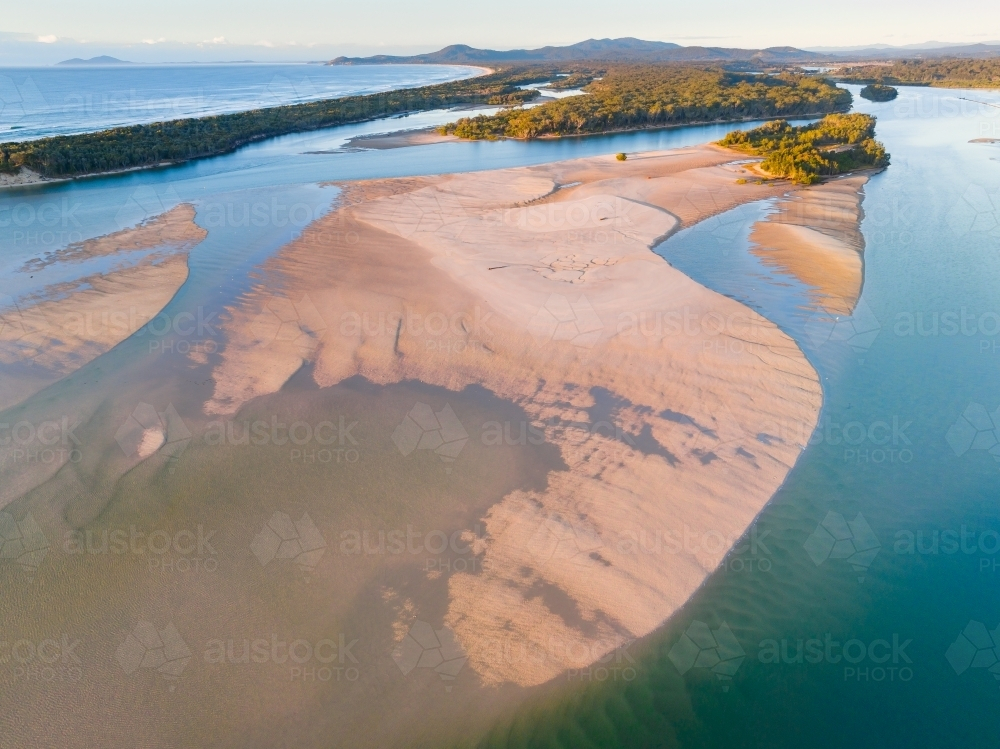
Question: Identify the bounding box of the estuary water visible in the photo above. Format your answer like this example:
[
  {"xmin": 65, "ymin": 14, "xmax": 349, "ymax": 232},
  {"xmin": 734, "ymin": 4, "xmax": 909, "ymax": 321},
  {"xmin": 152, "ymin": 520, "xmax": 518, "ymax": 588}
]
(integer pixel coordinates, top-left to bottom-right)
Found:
[
  {"xmin": 2, "ymin": 76, "xmax": 1000, "ymax": 748},
  {"xmin": 478, "ymin": 86, "xmax": 1000, "ymax": 748}
]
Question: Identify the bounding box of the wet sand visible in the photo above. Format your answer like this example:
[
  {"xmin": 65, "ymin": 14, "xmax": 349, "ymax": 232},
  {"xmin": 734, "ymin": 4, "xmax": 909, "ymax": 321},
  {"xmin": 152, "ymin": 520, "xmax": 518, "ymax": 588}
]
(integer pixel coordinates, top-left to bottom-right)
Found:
[
  {"xmin": 343, "ymin": 128, "xmax": 460, "ymax": 150},
  {"xmin": 0, "ymin": 204, "xmax": 206, "ymax": 411},
  {"xmin": 747, "ymin": 175, "xmax": 868, "ymax": 315}
]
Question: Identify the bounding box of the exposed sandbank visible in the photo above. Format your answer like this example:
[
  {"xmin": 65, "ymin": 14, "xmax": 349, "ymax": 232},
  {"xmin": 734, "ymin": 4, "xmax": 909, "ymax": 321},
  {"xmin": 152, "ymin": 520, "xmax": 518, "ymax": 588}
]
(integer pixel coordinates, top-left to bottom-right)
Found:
[
  {"xmin": 748, "ymin": 174, "xmax": 868, "ymax": 315},
  {"xmin": 0, "ymin": 167, "xmax": 52, "ymax": 188},
  {"xmin": 206, "ymin": 143, "xmax": 824, "ymax": 694},
  {"xmin": 0, "ymin": 205, "xmax": 206, "ymax": 411},
  {"xmin": 343, "ymin": 128, "xmax": 461, "ymax": 150}
]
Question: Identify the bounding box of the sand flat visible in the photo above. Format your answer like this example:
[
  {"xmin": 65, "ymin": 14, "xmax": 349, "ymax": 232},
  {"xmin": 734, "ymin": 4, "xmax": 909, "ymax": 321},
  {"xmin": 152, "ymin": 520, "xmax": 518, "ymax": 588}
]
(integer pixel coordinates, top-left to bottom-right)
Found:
[
  {"xmin": 748, "ymin": 174, "xmax": 868, "ymax": 315},
  {"xmin": 21, "ymin": 203, "xmax": 205, "ymax": 271},
  {"xmin": 205, "ymin": 144, "xmax": 826, "ymax": 688},
  {"xmin": 0, "ymin": 204, "xmax": 206, "ymax": 410}
]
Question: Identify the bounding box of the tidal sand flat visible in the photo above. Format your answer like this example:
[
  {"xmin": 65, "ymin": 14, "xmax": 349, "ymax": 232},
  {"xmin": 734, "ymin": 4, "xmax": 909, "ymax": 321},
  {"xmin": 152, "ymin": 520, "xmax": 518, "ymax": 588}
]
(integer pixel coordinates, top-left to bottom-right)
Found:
[
  {"xmin": 747, "ymin": 175, "xmax": 869, "ymax": 315},
  {"xmin": 0, "ymin": 144, "xmax": 877, "ymax": 748},
  {"xmin": 207, "ymin": 144, "xmax": 824, "ymax": 699},
  {"xmin": 0, "ymin": 204, "xmax": 206, "ymax": 412}
]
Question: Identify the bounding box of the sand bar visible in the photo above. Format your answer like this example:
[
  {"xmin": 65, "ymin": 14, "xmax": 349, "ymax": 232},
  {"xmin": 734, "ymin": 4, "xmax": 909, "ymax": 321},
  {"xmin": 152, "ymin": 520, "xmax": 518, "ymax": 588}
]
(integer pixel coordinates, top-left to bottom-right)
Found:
[
  {"xmin": 748, "ymin": 174, "xmax": 868, "ymax": 315},
  {"xmin": 0, "ymin": 204, "xmax": 207, "ymax": 411},
  {"xmin": 206, "ymin": 144, "xmax": 825, "ymax": 688}
]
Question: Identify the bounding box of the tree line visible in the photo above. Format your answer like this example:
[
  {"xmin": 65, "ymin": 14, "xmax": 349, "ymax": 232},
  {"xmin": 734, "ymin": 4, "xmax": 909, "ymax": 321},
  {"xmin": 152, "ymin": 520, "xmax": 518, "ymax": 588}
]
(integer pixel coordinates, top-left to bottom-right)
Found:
[
  {"xmin": 836, "ymin": 59, "xmax": 1000, "ymax": 88},
  {"xmin": 0, "ymin": 68, "xmax": 557, "ymax": 178},
  {"xmin": 438, "ymin": 66, "xmax": 852, "ymax": 140}
]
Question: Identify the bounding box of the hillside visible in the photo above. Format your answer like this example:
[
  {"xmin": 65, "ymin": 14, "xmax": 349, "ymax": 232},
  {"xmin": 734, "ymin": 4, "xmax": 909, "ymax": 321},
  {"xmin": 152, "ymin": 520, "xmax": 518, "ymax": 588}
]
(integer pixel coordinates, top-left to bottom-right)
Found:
[{"xmin": 328, "ymin": 38, "xmax": 829, "ymax": 65}]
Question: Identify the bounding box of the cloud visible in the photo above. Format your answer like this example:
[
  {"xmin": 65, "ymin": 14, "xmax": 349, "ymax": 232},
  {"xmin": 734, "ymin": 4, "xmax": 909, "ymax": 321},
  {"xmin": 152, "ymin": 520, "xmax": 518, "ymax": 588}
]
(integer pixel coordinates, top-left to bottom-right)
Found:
[{"xmin": 37, "ymin": 35, "xmax": 57, "ymax": 44}]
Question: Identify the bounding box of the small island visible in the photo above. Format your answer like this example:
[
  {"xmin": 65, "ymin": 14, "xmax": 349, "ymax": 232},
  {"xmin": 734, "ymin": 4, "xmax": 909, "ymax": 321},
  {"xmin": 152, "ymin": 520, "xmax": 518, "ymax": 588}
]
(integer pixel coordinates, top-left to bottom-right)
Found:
[
  {"xmin": 57, "ymin": 55, "xmax": 132, "ymax": 65},
  {"xmin": 719, "ymin": 113, "xmax": 889, "ymax": 184},
  {"xmin": 860, "ymin": 83, "xmax": 898, "ymax": 102}
]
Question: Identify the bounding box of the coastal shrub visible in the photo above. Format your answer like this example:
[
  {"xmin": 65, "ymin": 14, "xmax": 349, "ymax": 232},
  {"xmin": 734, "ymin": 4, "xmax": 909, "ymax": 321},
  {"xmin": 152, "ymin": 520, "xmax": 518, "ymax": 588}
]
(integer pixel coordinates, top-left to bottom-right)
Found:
[
  {"xmin": 719, "ymin": 113, "xmax": 889, "ymax": 184},
  {"xmin": 616, "ymin": 152, "xmax": 627, "ymax": 161},
  {"xmin": 860, "ymin": 84, "xmax": 898, "ymax": 102}
]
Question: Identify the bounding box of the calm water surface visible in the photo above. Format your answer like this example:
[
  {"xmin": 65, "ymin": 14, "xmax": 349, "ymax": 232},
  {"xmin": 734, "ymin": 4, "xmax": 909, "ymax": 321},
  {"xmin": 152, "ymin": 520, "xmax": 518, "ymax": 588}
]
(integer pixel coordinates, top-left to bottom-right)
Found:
[
  {"xmin": 476, "ymin": 85, "xmax": 1000, "ymax": 749},
  {"xmin": 3, "ymin": 81, "xmax": 1000, "ymax": 748}
]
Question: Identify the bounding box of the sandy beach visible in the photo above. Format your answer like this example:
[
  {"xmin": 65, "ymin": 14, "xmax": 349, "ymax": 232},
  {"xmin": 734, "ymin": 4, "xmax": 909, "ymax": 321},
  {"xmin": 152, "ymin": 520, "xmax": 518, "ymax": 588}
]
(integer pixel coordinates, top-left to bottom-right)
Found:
[{"xmin": 343, "ymin": 128, "xmax": 461, "ymax": 150}]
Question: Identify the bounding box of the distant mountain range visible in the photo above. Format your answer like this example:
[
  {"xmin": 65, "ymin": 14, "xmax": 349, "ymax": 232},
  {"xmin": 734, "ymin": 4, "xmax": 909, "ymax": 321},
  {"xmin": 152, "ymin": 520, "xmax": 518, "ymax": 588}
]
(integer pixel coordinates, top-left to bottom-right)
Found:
[
  {"xmin": 328, "ymin": 37, "xmax": 1000, "ymax": 66},
  {"xmin": 57, "ymin": 55, "xmax": 132, "ymax": 65},
  {"xmin": 327, "ymin": 38, "xmax": 829, "ymax": 65},
  {"xmin": 811, "ymin": 42, "xmax": 1000, "ymax": 59}
]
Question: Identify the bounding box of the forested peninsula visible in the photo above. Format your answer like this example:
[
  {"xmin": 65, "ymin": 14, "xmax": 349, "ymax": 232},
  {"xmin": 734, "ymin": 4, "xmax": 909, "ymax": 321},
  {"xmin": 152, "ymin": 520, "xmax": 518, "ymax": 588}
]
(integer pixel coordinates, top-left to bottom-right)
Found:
[
  {"xmin": 0, "ymin": 68, "xmax": 551, "ymax": 179},
  {"xmin": 836, "ymin": 59, "xmax": 1000, "ymax": 88},
  {"xmin": 438, "ymin": 66, "xmax": 851, "ymax": 139}
]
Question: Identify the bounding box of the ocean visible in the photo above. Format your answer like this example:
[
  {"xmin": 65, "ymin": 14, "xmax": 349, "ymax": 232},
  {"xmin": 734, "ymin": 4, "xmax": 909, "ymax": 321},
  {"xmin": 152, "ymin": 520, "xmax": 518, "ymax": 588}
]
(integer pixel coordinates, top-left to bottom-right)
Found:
[{"xmin": 0, "ymin": 62, "xmax": 482, "ymax": 141}]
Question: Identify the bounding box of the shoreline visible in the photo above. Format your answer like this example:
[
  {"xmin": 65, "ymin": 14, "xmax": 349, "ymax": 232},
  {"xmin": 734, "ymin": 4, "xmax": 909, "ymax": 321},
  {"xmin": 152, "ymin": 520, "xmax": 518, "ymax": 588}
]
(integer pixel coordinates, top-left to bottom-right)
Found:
[
  {"xmin": 0, "ymin": 109, "xmax": 844, "ymax": 188},
  {"xmin": 442, "ymin": 109, "xmax": 849, "ymax": 143}
]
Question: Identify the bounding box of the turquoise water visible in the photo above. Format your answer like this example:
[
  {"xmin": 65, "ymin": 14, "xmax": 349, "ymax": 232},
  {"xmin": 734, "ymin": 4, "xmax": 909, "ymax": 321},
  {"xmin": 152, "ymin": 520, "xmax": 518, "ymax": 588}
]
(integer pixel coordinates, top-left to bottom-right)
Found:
[
  {"xmin": 0, "ymin": 63, "xmax": 482, "ymax": 140},
  {"xmin": 4, "ymin": 79, "xmax": 1000, "ymax": 747},
  {"xmin": 474, "ymin": 85, "xmax": 1000, "ymax": 748}
]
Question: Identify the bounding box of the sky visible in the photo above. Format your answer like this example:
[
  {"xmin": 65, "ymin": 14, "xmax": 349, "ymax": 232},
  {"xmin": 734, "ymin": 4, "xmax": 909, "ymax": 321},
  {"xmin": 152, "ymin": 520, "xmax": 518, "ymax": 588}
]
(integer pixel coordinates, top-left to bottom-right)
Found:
[{"xmin": 1, "ymin": 0, "xmax": 997, "ymax": 64}]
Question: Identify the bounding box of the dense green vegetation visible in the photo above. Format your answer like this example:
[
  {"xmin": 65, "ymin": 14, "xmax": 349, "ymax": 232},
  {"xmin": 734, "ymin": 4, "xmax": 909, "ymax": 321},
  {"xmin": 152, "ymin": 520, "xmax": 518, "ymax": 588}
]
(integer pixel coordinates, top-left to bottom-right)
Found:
[
  {"xmin": 546, "ymin": 71, "xmax": 601, "ymax": 90},
  {"xmin": 836, "ymin": 59, "xmax": 1000, "ymax": 88},
  {"xmin": 0, "ymin": 68, "xmax": 554, "ymax": 177},
  {"xmin": 718, "ymin": 113, "xmax": 889, "ymax": 184},
  {"xmin": 438, "ymin": 66, "xmax": 851, "ymax": 140},
  {"xmin": 859, "ymin": 83, "xmax": 898, "ymax": 102}
]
